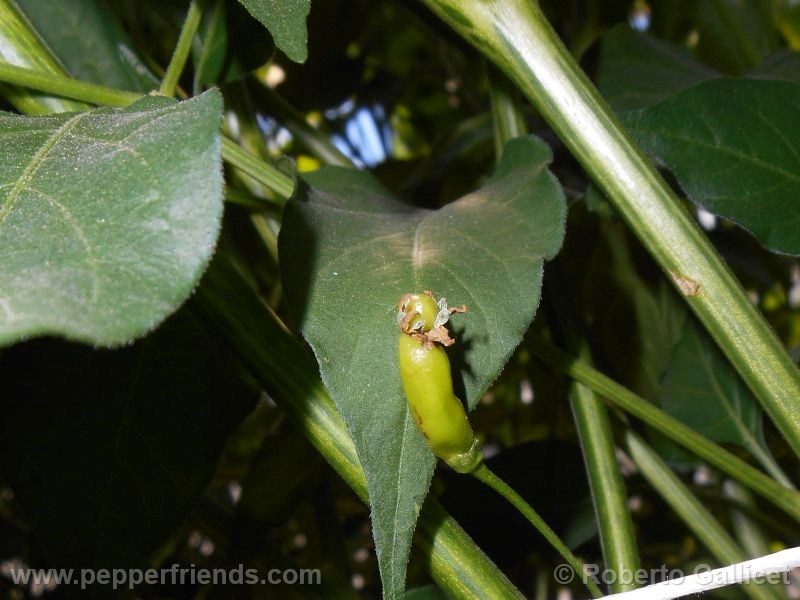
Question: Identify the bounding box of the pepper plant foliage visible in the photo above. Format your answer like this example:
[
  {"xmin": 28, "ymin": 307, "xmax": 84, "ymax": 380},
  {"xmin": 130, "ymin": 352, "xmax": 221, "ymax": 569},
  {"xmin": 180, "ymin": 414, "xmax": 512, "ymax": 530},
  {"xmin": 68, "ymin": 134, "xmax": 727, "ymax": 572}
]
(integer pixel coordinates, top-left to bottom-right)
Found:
[{"xmin": 1, "ymin": 1, "xmax": 800, "ymax": 599}]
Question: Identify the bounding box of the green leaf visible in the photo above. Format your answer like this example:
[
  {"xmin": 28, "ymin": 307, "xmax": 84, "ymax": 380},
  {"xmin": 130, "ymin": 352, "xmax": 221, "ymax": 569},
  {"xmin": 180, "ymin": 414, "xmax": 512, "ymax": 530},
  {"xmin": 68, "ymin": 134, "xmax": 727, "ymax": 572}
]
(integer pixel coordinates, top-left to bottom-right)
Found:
[
  {"xmin": 596, "ymin": 25, "xmax": 719, "ymax": 112},
  {"xmin": 236, "ymin": 0, "xmax": 310, "ymax": 63},
  {"xmin": 623, "ymin": 77, "xmax": 800, "ymax": 255},
  {"xmin": 660, "ymin": 317, "xmax": 775, "ymax": 469},
  {"xmin": 279, "ymin": 135, "xmax": 566, "ymax": 598},
  {"xmin": 0, "ymin": 309, "xmax": 256, "ymax": 572},
  {"xmin": 15, "ymin": 0, "xmax": 157, "ymax": 93},
  {"xmin": 0, "ymin": 90, "xmax": 224, "ymax": 347}
]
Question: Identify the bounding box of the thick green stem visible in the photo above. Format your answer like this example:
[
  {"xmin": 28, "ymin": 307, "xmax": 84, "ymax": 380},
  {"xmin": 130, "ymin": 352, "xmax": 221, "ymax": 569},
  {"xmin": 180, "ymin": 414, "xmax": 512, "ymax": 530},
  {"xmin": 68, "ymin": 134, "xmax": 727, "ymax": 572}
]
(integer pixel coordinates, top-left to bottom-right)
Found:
[
  {"xmin": 0, "ymin": 61, "xmax": 139, "ymax": 106},
  {"xmin": 530, "ymin": 337, "xmax": 800, "ymax": 523},
  {"xmin": 195, "ymin": 259, "xmax": 525, "ymax": 599},
  {"xmin": 570, "ymin": 379, "xmax": 640, "ymax": 593},
  {"xmin": 0, "ymin": 0, "xmax": 86, "ymax": 113},
  {"xmin": 471, "ymin": 463, "xmax": 603, "ymax": 598},
  {"xmin": 421, "ymin": 0, "xmax": 800, "ymax": 460},
  {"xmin": 160, "ymin": 0, "xmax": 202, "ymax": 97},
  {"xmin": 625, "ymin": 431, "xmax": 784, "ymax": 600}
]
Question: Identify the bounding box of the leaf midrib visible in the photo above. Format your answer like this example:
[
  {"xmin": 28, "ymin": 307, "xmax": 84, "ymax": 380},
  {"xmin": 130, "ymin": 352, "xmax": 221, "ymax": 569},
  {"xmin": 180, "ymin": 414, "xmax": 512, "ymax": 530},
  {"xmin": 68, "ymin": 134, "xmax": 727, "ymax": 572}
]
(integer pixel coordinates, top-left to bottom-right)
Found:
[{"xmin": 0, "ymin": 112, "xmax": 84, "ymax": 227}]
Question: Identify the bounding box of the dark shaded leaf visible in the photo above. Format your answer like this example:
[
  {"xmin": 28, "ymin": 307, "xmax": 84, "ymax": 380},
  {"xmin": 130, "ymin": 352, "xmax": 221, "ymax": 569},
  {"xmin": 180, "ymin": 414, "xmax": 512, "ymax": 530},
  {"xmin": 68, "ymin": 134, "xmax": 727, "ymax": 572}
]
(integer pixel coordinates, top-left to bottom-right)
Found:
[
  {"xmin": 623, "ymin": 77, "xmax": 800, "ymax": 255},
  {"xmin": 0, "ymin": 310, "xmax": 256, "ymax": 572}
]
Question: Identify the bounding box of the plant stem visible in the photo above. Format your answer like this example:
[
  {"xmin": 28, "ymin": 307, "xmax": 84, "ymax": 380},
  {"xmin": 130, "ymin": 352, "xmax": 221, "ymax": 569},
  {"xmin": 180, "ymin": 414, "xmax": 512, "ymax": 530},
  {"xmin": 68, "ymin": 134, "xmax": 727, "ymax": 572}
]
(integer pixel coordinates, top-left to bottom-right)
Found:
[
  {"xmin": 160, "ymin": 0, "xmax": 202, "ymax": 97},
  {"xmin": 470, "ymin": 462, "xmax": 603, "ymax": 598},
  {"xmin": 570, "ymin": 377, "xmax": 641, "ymax": 593},
  {"xmin": 487, "ymin": 64, "xmax": 527, "ymax": 162},
  {"xmin": 421, "ymin": 0, "xmax": 800, "ymax": 461},
  {"xmin": 0, "ymin": 61, "xmax": 140, "ymax": 106},
  {"xmin": 625, "ymin": 431, "xmax": 784, "ymax": 600},
  {"xmin": 544, "ymin": 280, "xmax": 641, "ymax": 593},
  {"xmin": 195, "ymin": 258, "xmax": 525, "ymax": 599},
  {"xmin": 221, "ymin": 138, "xmax": 295, "ymax": 201},
  {"xmin": 529, "ymin": 337, "xmax": 800, "ymax": 523}
]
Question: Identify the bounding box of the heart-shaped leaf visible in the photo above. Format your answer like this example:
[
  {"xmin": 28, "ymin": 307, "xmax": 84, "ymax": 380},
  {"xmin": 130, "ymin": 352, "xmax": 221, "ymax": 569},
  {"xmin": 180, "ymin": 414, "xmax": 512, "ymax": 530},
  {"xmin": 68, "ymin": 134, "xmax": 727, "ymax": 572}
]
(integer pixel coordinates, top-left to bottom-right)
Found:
[
  {"xmin": 0, "ymin": 90, "xmax": 223, "ymax": 347},
  {"xmin": 623, "ymin": 77, "xmax": 800, "ymax": 255},
  {"xmin": 279, "ymin": 135, "xmax": 566, "ymax": 598},
  {"xmin": 236, "ymin": 0, "xmax": 310, "ymax": 63}
]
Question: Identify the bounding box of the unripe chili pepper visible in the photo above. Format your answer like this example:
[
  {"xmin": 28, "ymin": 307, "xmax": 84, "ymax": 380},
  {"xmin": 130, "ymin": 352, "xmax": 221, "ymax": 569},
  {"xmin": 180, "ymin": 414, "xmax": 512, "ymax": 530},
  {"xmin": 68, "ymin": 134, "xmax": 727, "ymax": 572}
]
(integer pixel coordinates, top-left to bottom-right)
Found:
[
  {"xmin": 396, "ymin": 291, "xmax": 481, "ymax": 473},
  {"xmin": 396, "ymin": 297, "xmax": 601, "ymax": 597},
  {"xmin": 396, "ymin": 294, "xmax": 601, "ymax": 597}
]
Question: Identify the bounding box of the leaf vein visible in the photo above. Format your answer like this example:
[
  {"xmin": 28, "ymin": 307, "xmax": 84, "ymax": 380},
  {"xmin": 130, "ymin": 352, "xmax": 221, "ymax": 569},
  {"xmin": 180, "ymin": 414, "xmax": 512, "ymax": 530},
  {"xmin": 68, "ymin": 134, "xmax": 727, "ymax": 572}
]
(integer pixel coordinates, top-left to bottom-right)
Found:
[{"xmin": 0, "ymin": 113, "xmax": 85, "ymax": 227}]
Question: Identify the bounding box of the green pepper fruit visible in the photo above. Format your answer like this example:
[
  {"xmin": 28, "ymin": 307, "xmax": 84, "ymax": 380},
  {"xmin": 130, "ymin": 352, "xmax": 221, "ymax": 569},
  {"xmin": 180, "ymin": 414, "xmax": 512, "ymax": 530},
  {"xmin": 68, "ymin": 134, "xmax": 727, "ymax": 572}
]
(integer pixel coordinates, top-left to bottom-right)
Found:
[
  {"xmin": 397, "ymin": 292, "xmax": 481, "ymax": 473},
  {"xmin": 397, "ymin": 291, "xmax": 440, "ymax": 333}
]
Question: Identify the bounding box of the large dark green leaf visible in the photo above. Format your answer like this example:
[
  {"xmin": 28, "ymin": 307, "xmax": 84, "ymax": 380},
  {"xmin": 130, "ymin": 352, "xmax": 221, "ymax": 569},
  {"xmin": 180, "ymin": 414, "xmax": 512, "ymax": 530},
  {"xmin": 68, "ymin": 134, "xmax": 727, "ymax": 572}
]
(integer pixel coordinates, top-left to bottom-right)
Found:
[
  {"xmin": 623, "ymin": 77, "xmax": 800, "ymax": 255},
  {"xmin": 0, "ymin": 90, "xmax": 224, "ymax": 347},
  {"xmin": 596, "ymin": 25, "xmax": 718, "ymax": 112},
  {"xmin": 0, "ymin": 309, "xmax": 256, "ymax": 572},
  {"xmin": 15, "ymin": 0, "xmax": 157, "ymax": 92},
  {"xmin": 236, "ymin": 0, "xmax": 310, "ymax": 63},
  {"xmin": 279, "ymin": 136, "xmax": 566, "ymax": 598}
]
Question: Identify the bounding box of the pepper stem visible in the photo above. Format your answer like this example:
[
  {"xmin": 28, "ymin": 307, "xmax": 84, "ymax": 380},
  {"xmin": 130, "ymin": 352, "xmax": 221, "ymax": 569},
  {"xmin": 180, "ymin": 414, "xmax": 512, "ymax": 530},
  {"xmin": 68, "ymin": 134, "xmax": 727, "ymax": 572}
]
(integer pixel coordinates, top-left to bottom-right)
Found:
[
  {"xmin": 444, "ymin": 438, "xmax": 483, "ymax": 473},
  {"xmin": 470, "ymin": 462, "xmax": 604, "ymax": 598}
]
